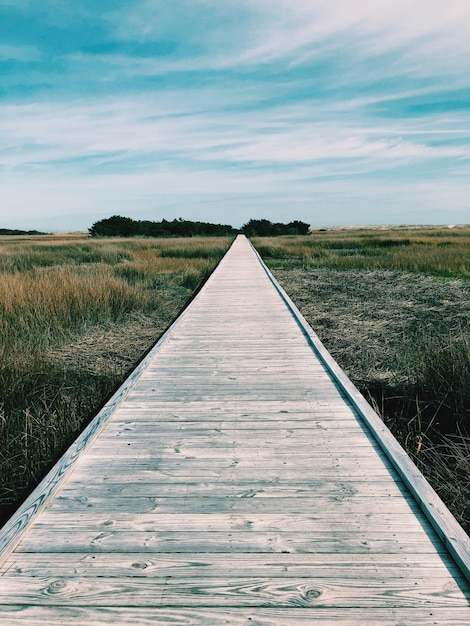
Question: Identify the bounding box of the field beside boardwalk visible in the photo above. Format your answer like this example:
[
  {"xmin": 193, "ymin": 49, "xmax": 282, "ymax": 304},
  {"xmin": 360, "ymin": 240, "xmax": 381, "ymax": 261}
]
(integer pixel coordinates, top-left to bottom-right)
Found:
[
  {"xmin": 255, "ymin": 225, "xmax": 470, "ymax": 532},
  {"xmin": 1, "ymin": 226, "xmax": 469, "ymax": 535},
  {"xmin": 0, "ymin": 234, "xmax": 233, "ymax": 524}
]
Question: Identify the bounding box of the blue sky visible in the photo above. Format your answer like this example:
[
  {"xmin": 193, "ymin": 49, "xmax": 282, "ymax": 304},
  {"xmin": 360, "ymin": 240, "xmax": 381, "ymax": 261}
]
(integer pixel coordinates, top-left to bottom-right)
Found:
[{"xmin": 0, "ymin": 0, "xmax": 469, "ymax": 231}]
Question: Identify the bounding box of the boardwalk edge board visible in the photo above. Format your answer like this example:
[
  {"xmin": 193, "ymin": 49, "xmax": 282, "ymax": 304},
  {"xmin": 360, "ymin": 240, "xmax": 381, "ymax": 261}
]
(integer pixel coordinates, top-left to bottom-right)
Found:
[
  {"xmin": 248, "ymin": 238, "xmax": 470, "ymax": 583},
  {"xmin": 0, "ymin": 240, "xmax": 233, "ymax": 566}
]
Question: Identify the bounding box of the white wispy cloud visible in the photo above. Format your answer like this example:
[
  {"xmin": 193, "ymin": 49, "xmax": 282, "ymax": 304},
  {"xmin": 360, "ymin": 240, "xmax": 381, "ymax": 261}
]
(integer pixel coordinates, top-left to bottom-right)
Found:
[
  {"xmin": 102, "ymin": 0, "xmax": 470, "ymax": 79},
  {"xmin": 0, "ymin": 1, "xmax": 468, "ymax": 229},
  {"xmin": 1, "ymin": 95, "xmax": 467, "ymax": 177}
]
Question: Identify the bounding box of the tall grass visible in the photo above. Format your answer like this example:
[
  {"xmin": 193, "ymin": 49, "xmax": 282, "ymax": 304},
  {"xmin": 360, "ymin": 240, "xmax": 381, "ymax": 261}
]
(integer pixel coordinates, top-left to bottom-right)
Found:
[
  {"xmin": 0, "ymin": 234, "xmax": 232, "ymax": 523},
  {"xmin": 366, "ymin": 335, "xmax": 470, "ymax": 529},
  {"xmin": 0, "ymin": 266, "xmax": 146, "ymax": 355},
  {"xmin": 254, "ymin": 225, "xmax": 470, "ymax": 277}
]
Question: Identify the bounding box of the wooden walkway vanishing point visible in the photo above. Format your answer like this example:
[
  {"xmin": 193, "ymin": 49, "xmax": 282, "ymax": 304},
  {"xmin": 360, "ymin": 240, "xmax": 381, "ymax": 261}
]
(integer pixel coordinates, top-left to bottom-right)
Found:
[{"xmin": 1, "ymin": 235, "xmax": 469, "ymax": 625}]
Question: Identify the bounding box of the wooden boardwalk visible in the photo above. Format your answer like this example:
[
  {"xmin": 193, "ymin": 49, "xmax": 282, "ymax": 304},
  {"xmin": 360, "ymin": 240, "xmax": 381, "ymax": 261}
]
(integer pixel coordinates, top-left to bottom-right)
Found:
[{"xmin": 0, "ymin": 234, "xmax": 469, "ymax": 624}]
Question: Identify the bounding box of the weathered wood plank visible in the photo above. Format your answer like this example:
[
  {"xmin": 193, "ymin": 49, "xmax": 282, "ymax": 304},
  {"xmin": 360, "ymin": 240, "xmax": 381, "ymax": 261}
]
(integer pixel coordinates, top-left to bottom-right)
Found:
[
  {"xmin": 16, "ymin": 529, "xmax": 446, "ymax": 555},
  {"xmin": 42, "ymin": 495, "xmax": 419, "ymax": 516},
  {"xmin": 5, "ymin": 552, "xmax": 460, "ymax": 579},
  {"xmin": 31, "ymin": 512, "xmax": 432, "ymax": 534},
  {"xmin": 88, "ymin": 424, "xmax": 377, "ymax": 436},
  {"xmin": 69, "ymin": 465, "xmax": 396, "ymax": 481},
  {"xmin": 0, "ymin": 576, "xmax": 466, "ymax": 608},
  {"xmin": 89, "ymin": 433, "xmax": 378, "ymax": 450},
  {"xmin": 98, "ymin": 417, "xmax": 362, "ymax": 427},
  {"xmin": 113, "ymin": 401, "xmax": 338, "ymax": 412},
  {"xmin": 1, "ymin": 606, "xmax": 469, "ymax": 625},
  {"xmin": 56, "ymin": 479, "xmax": 412, "ymax": 498},
  {"xmin": 76, "ymin": 454, "xmax": 393, "ymax": 471}
]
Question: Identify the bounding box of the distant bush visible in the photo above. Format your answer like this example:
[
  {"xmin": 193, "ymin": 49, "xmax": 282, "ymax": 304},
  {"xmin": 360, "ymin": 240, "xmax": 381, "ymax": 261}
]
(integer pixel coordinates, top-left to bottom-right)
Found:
[
  {"xmin": 0, "ymin": 229, "xmax": 46, "ymax": 236},
  {"xmin": 241, "ymin": 218, "xmax": 310, "ymax": 237},
  {"xmin": 89, "ymin": 216, "xmax": 237, "ymax": 238}
]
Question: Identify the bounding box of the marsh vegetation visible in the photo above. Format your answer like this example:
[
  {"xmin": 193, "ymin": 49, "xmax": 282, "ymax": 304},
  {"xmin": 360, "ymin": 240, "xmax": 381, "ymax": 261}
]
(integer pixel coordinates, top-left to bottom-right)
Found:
[{"xmin": 1, "ymin": 226, "xmax": 469, "ymax": 534}]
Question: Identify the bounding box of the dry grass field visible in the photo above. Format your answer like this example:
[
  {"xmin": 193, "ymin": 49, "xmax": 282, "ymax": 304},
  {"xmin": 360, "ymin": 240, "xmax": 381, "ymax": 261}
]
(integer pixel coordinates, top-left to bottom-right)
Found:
[
  {"xmin": 0, "ymin": 234, "xmax": 233, "ymax": 524},
  {"xmin": 254, "ymin": 225, "xmax": 470, "ymax": 532}
]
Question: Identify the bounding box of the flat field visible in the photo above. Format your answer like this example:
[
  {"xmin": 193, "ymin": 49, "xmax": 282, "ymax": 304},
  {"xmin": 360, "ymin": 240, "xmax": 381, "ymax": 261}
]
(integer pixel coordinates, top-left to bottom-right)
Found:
[
  {"xmin": 1, "ymin": 227, "xmax": 469, "ymax": 534},
  {"xmin": 255, "ymin": 225, "xmax": 470, "ymax": 532}
]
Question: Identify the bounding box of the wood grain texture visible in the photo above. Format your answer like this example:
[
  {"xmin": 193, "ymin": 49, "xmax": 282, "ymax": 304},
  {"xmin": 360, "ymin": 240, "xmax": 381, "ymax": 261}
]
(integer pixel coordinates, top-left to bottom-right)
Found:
[
  {"xmin": 0, "ymin": 234, "xmax": 468, "ymax": 623},
  {"xmin": 0, "ymin": 606, "xmax": 469, "ymax": 626},
  {"xmin": 5, "ymin": 552, "xmax": 461, "ymax": 578},
  {"xmin": 0, "ymin": 575, "xmax": 466, "ymax": 608}
]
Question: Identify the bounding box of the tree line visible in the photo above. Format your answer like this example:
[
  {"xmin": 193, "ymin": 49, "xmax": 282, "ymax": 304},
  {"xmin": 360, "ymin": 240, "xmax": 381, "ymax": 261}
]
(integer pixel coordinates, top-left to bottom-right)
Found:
[
  {"xmin": 240, "ymin": 219, "xmax": 309, "ymax": 236},
  {"xmin": 0, "ymin": 229, "xmax": 46, "ymax": 236},
  {"xmin": 89, "ymin": 216, "xmax": 310, "ymax": 237}
]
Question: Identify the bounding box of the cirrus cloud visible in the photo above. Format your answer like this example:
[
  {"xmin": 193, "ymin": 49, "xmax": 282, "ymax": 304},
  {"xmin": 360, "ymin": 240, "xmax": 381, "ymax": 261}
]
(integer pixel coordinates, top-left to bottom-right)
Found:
[{"xmin": 0, "ymin": 0, "xmax": 468, "ymax": 229}]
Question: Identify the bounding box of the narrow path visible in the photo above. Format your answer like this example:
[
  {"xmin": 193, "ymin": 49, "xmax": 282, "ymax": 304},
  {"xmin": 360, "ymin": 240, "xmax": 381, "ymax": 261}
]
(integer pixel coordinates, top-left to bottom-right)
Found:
[{"xmin": 0, "ymin": 235, "xmax": 468, "ymax": 624}]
